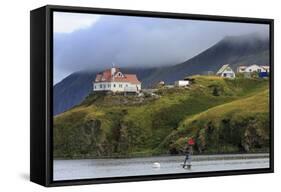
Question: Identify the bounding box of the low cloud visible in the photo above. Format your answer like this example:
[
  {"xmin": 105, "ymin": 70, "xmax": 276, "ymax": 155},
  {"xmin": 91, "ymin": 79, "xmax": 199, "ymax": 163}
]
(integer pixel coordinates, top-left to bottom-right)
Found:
[
  {"xmin": 54, "ymin": 13, "xmax": 269, "ymax": 83},
  {"xmin": 54, "ymin": 12, "xmax": 100, "ymax": 33}
]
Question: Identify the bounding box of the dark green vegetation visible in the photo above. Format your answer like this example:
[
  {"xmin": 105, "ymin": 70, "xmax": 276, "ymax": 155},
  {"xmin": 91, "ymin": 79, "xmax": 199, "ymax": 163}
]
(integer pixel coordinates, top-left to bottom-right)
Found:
[{"xmin": 54, "ymin": 76, "xmax": 270, "ymax": 159}]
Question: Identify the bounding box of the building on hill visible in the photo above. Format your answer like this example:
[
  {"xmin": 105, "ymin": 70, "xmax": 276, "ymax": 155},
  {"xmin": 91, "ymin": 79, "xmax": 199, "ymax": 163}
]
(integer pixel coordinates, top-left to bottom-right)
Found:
[
  {"xmin": 237, "ymin": 64, "xmax": 270, "ymax": 73},
  {"xmin": 174, "ymin": 80, "xmax": 190, "ymax": 87},
  {"xmin": 262, "ymin": 65, "xmax": 270, "ymax": 73},
  {"xmin": 93, "ymin": 67, "xmax": 141, "ymax": 93},
  {"xmin": 237, "ymin": 64, "xmax": 270, "ymax": 78},
  {"xmin": 216, "ymin": 64, "xmax": 236, "ymax": 78}
]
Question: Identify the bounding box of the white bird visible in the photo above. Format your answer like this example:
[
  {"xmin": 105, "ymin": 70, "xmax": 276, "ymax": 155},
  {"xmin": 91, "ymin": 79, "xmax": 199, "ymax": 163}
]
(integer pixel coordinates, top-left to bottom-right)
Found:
[{"xmin": 152, "ymin": 162, "xmax": 161, "ymax": 168}]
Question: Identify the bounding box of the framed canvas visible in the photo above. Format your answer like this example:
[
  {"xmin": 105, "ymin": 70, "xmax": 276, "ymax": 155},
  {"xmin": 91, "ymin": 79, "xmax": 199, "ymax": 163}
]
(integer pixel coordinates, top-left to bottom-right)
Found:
[{"xmin": 30, "ymin": 5, "xmax": 274, "ymax": 187}]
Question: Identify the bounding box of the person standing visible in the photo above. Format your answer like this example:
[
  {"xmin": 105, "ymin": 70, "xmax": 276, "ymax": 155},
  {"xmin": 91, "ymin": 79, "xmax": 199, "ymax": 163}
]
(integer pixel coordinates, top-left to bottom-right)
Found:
[{"xmin": 183, "ymin": 137, "xmax": 195, "ymax": 169}]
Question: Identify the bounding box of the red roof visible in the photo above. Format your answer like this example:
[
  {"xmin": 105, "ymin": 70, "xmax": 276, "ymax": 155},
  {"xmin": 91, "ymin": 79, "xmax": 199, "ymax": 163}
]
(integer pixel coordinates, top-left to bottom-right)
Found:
[{"xmin": 95, "ymin": 68, "xmax": 140, "ymax": 84}]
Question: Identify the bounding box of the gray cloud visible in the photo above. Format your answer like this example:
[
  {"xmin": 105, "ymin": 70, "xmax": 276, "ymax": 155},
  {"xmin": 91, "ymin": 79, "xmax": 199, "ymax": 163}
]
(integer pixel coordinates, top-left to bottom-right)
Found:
[{"xmin": 54, "ymin": 14, "xmax": 269, "ymax": 84}]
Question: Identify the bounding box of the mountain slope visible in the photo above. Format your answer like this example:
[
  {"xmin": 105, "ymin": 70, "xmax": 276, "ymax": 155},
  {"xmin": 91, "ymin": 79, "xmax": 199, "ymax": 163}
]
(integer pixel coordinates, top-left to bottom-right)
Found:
[
  {"xmin": 54, "ymin": 34, "xmax": 269, "ymax": 115},
  {"xmin": 53, "ymin": 72, "xmax": 96, "ymax": 115},
  {"xmin": 141, "ymin": 34, "xmax": 269, "ymax": 85}
]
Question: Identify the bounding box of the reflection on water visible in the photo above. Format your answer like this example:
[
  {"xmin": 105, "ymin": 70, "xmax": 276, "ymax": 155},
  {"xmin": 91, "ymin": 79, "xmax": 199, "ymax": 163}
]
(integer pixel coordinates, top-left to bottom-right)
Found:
[{"xmin": 53, "ymin": 153, "xmax": 269, "ymax": 181}]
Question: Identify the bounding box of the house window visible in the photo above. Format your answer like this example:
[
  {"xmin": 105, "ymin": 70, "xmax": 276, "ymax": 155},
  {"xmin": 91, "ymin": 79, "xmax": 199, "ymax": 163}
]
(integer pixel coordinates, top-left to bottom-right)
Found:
[
  {"xmin": 108, "ymin": 84, "xmax": 110, "ymax": 88},
  {"xmin": 126, "ymin": 84, "xmax": 128, "ymax": 87},
  {"xmin": 114, "ymin": 84, "xmax": 116, "ymax": 87},
  {"xmin": 257, "ymin": 69, "xmax": 261, "ymax": 72},
  {"xmin": 100, "ymin": 84, "xmax": 102, "ymax": 88},
  {"xmin": 94, "ymin": 85, "xmax": 96, "ymax": 89},
  {"xmin": 104, "ymin": 84, "xmax": 106, "ymax": 88},
  {"xmin": 119, "ymin": 84, "xmax": 122, "ymax": 88}
]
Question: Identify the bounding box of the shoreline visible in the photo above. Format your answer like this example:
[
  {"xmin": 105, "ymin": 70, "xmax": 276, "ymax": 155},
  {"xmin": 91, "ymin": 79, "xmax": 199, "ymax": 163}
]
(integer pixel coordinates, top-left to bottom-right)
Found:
[
  {"xmin": 53, "ymin": 153, "xmax": 269, "ymax": 181},
  {"xmin": 54, "ymin": 152, "xmax": 269, "ymax": 161}
]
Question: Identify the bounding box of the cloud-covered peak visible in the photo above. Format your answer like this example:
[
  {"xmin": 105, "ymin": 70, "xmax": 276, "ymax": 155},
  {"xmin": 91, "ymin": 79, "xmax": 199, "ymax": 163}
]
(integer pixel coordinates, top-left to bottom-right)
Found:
[{"xmin": 53, "ymin": 12, "xmax": 269, "ymax": 84}]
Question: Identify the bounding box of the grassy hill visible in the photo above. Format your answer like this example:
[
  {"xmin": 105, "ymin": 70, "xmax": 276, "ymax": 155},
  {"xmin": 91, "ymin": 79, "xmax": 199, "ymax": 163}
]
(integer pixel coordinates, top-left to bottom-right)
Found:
[
  {"xmin": 160, "ymin": 89, "xmax": 269, "ymax": 155},
  {"xmin": 54, "ymin": 34, "xmax": 269, "ymax": 115},
  {"xmin": 53, "ymin": 76, "xmax": 269, "ymax": 159}
]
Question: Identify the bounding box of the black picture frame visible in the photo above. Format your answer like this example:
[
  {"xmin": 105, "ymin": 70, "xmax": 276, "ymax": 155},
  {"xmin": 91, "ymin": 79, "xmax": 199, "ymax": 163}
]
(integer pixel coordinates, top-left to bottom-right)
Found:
[{"xmin": 30, "ymin": 5, "xmax": 274, "ymax": 187}]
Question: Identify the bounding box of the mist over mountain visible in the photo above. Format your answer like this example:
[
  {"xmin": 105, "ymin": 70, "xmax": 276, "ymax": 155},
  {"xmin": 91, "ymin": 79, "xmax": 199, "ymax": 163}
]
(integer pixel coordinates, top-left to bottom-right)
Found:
[
  {"xmin": 139, "ymin": 33, "xmax": 269, "ymax": 85},
  {"xmin": 54, "ymin": 14, "xmax": 269, "ymax": 84},
  {"xmin": 53, "ymin": 34, "xmax": 269, "ymax": 115}
]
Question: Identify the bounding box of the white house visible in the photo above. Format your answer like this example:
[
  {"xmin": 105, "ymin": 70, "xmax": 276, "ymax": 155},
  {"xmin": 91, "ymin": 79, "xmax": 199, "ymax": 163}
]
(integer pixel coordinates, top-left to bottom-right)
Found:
[
  {"xmin": 93, "ymin": 67, "xmax": 141, "ymax": 93},
  {"xmin": 262, "ymin": 65, "xmax": 270, "ymax": 73},
  {"xmin": 237, "ymin": 64, "xmax": 270, "ymax": 73},
  {"xmin": 216, "ymin": 64, "xmax": 236, "ymax": 78},
  {"xmin": 174, "ymin": 80, "xmax": 190, "ymax": 87}
]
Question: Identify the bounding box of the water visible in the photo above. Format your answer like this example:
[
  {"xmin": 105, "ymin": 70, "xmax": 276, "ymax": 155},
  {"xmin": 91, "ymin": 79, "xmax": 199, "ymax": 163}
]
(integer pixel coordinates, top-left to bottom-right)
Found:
[{"xmin": 53, "ymin": 153, "xmax": 269, "ymax": 181}]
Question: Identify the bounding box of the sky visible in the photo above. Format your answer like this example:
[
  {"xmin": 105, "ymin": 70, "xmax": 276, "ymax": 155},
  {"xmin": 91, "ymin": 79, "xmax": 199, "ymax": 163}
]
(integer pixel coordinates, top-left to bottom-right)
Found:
[{"xmin": 53, "ymin": 12, "xmax": 269, "ymax": 84}]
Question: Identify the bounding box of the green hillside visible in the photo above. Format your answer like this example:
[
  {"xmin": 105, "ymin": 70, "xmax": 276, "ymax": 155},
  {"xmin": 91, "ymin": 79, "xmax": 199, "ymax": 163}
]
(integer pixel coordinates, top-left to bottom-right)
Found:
[
  {"xmin": 160, "ymin": 89, "xmax": 269, "ymax": 155},
  {"xmin": 53, "ymin": 76, "xmax": 269, "ymax": 159}
]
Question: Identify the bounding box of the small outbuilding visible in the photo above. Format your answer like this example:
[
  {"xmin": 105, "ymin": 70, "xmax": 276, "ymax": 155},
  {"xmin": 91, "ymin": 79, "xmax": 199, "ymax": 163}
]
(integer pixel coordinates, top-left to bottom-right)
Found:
[{"xmin": 174, "ymin": 80, "xmax": 190, "ymax": 87}]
